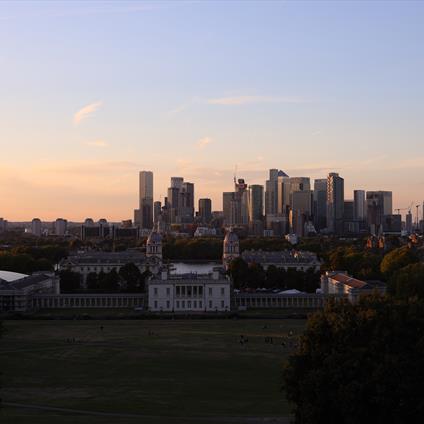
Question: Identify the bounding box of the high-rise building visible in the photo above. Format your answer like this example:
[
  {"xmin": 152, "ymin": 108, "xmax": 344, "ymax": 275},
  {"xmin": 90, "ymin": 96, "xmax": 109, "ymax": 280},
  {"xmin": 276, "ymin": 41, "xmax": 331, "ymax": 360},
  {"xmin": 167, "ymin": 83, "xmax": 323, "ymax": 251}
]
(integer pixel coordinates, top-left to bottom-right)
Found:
[
  {"xmin": 222, "ymin": 192, "xmax": 234, "ymax": 225},
  {"xmin": 405, "ymin": 210, "xmax": 413, "ymax": 234},
  {"xmin": 366, "ymin": 191, "xmax": 393, "ymax": 234},
  {"xmin": 55, "ymin": 218, "xmax": 67, "ymax": 236},
  {"xmin": 31, "ymin": 218, "xmax": 42, "ymax": 237},
  {"xmin": 265, "ymin": 169, "xmax": 288, "ymax": 216},
  {"xmin": 134, "ymin": 171, "xmax": 154, "ymax": 229},
  {"xmin": 327, "ymin": 173, "xmax": 344, "ymax": 234},
  {"xmin": 198, "ymin": 198, "xmax": 212, "ymax": 224},
  {"xmin": 166, "ymin": 177, "xmax": 194, "ymax": 224},
  {"xmin": 248, "ymin": 185, "xmax": 264, "ymax": 222},
  {"xmin": 0, "ymin": 218, "xmax": 7, "ymax": 233},
  {"xmin": 153, "ymin": 201, "xmax": 162, "ymax": 224},
  {"xmin": 353, "ymin": 190, "xmax": 366, "ymax": 222},
  {"xmin": 180, "ymin": 182, "xmax": 195, "ymax": 223},
  {"xmin": 313, "ymin": 179, "xmax": 327, "ymax": 231}
]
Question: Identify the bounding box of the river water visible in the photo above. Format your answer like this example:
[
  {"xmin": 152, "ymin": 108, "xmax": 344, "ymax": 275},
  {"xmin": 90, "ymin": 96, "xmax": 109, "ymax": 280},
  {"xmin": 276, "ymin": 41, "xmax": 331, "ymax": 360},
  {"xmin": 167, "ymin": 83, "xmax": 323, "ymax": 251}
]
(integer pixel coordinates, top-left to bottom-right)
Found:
[{"xmin": 170, "ymin": 262, "xmax": 221, "ymax": 275}]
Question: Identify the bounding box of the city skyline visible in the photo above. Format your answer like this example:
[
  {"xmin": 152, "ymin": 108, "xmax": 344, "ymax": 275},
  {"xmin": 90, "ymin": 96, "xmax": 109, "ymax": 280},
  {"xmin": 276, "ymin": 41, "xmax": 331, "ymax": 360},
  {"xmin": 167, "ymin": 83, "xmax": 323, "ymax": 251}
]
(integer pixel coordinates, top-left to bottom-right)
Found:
[{"xmin": 1, "ymin": 1, "xmax": 423, "ymax": 220}]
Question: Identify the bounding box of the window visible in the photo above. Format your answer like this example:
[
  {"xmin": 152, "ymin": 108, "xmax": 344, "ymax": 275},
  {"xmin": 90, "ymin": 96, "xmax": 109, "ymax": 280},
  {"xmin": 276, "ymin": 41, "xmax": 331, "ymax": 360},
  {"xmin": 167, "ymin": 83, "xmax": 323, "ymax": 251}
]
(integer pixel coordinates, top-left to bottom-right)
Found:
[
  {"xmin": 193, "ymin": 286, "xmax": 197, "ymax": 296},
  {"xmin": 166, "ymin": 301, "xmax": 170, "ymax": 309},
  {"xmin": 209, "ymin": 287, "xmax": 212, "ymax": 296},
  {"xmin": 182, "ymin": 301, "xmax": 185, "ymax": 308},
  {"xmin": 199, "ymin": 301, "xmax": 202, "ymax": 308},
  {"xmin": 154, "ymin": 301, "xmax": 158, "ymax": 309},
  {"xmin": 199, "ymin": 286, "xmax": 203, "ymax": 295},
  {"xmin": 221, "ymin": 287, "xmax": 225, "ymax": 296},
  {"xmin": 182, "ymin": 286, "xmax": 186, "ymax": 296},
  {"xmin": 193, "ymin": 301, "xmax": 197, "ymax": 308},
  {"xmin": 221, "ymin": 300, "xmax": 224, "ymax": 308},
  {"xmin": 166, "ymin": 287, "xmax": 170, "ymax": 296},
  {"xmin": 209, "ymin": 300, "xmax": 212, "ymax": 308},
  {"xmin": 154, "ymin": 287, "xmax": 158, "ymax": 296},
  {"xmin": 187, "ymin": 286, "xmax": 192, "ymax": 296},
  {"xmin": 176, "ymin": 286, "xmax": 180, "ymax": 296},
  {"xmin": 176, "ymin": 301, "xmax": 180, "ymax": 308}
]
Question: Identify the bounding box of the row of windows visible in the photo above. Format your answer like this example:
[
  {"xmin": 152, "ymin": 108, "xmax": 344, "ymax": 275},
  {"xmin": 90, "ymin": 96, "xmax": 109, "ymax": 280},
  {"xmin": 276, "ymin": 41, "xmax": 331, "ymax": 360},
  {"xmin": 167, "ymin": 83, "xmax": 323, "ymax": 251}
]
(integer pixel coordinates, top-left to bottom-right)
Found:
[
  {"xmin": 152, "ymin": 300, "xmax": 226, "ymax": 309},
  {"xmin": 152, "ymin": 286, "xmax": 226, "ymax": 297}
]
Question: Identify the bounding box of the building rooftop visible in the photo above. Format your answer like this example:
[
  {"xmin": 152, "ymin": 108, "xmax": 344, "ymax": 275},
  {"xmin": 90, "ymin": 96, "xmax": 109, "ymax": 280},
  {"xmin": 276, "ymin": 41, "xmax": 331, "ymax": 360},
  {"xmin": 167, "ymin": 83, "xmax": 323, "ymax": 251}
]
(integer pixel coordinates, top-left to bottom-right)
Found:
[{"xmin": 0, "ymin": 270, "xmax": 28, "ymax": 282}]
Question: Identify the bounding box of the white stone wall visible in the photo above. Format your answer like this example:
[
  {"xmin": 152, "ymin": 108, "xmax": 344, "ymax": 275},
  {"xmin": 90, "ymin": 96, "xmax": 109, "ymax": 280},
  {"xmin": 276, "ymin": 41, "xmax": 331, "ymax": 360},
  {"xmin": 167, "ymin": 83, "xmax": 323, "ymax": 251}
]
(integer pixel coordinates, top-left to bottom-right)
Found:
[{"xmin": 148, "ymin": 280, "xmax": 231, "ymax": 312}]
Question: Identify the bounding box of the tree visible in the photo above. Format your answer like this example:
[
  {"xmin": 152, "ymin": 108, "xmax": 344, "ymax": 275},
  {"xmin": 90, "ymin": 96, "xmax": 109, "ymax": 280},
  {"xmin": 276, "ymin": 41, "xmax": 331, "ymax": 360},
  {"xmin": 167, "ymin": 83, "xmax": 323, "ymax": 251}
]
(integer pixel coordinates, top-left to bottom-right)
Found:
[
  {"xmin": 388, "ymin": 262, "xmax": 424, "ymax": 299},
  {"xmin": 99, "ymin": 268, "xmax": 119, "ymax": 291},
  {"xmin": 380, "ymin": 246, "xmax": 419, "ymax": 278},
  {"xmin": 119, "ymin": 263, "xmax": 142, "ymax": 292},
  {"xmin": 86, "ymin": 272, "xmax": 99, "ymax": 290},
  {"xmin": 283, "ymin": 297, "xmax": 424, "ymax": 424},
  {"xmin": 59, "ymin": 270, "xmax": 81, "ymax": 292},
  {"xmin": 227, "ymin": 257, "xmax": 249, "ymax": 289}
]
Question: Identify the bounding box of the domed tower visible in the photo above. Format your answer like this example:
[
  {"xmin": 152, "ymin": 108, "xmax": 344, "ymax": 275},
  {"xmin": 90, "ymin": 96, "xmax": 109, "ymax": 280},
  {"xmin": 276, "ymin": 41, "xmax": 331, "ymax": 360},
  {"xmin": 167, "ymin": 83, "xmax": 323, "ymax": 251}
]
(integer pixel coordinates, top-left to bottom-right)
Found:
[
  {"xmin": 223, "ymin": 228, "xmax": 240, "ymax": 268},
  {"xmin": 146, "ymin": 226, "xmax": 162, "ymax": 261}
]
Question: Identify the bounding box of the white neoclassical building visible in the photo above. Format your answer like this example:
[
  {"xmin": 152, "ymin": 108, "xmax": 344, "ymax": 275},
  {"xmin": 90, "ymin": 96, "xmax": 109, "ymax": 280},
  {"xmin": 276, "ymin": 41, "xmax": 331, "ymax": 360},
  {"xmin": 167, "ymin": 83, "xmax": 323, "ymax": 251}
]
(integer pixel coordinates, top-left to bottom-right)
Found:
[{"xmin": 147, "ymin": 269, "xmax": 231, "ymax": 313}]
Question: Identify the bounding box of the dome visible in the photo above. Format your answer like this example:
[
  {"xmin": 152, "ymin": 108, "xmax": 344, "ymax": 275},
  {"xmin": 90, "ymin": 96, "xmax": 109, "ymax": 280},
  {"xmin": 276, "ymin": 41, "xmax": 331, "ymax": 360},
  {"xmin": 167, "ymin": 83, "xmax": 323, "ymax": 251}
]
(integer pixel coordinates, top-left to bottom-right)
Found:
[
  {"xmin": 224, "ymin": 228, "xmax": 239, "ymax": 243},
  {"xmin": 147, "ymin": 229, "xmax": 162, "ymax": 244}
]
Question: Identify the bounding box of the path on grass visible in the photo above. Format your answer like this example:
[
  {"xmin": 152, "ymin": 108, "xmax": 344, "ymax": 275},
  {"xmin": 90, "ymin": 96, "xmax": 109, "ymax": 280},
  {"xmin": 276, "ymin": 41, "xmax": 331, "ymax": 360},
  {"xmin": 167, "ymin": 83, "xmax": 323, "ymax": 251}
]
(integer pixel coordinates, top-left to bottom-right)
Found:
[{"xmin": 3, "ymin": 402, "xmax": 291, "ymax": 423}]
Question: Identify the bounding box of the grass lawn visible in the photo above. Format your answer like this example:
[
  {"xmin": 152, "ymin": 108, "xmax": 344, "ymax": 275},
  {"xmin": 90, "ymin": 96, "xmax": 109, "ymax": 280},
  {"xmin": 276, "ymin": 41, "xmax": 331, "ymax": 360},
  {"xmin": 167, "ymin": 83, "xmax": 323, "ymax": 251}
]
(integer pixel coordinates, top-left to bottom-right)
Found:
[{"xmin": 0, "ymin": 318, "xmax": 305, "ymax": 423}]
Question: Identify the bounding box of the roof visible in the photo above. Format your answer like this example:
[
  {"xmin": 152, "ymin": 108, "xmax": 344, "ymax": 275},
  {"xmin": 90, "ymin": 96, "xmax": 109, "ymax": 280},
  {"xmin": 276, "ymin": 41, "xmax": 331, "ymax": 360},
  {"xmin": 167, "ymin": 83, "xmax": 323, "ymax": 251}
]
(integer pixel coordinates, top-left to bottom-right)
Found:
[
  {"xmin": 328, "ymin": 273, "xmax": 369, "ymax": 289},
  {"xmin": 328, "ymin": 273, "xmax": 387, "ymax": 292},
  {"xmin": 0, "ymin": 273, "xmax": 52, "ymax": 291},
  {"xmin": 0, "ymin": 270, "xmax": 28, "ymax": 282}
]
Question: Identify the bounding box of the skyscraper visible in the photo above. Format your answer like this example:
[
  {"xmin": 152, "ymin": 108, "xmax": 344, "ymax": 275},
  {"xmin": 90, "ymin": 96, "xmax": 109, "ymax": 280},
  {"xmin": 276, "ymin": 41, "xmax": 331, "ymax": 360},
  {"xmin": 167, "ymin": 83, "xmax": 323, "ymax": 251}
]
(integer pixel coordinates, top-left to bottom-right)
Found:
[
  {"xmin": 198, "ymin": 198, "xmax": 212, "ymax": 224},
  {"xmin": 366, "ymin": 191, "xmax": 393, "ymax": 234},
  {"xmin": 166, "ymin": 177, "xmax": 194, "ymax": 224},
  {"xmin": 313, "ymin": 179, "xmax": 327, "ymax": 231},
  {"xmin": 134, "ymin": 171, "xmax": 154, "ymax": 229},
  {"xmin": 353, "ymin": 190, "xmax": 366, "ymax": 222},
  {"xmin": 248, "ymin": 185, "xmax": 264, "ymax": 222},
  {"xmin": 265, "ymin": 169, "xmax": 287, "ymax": 216},
  {"xmin": 327, "ymin": 173, "xmax": 344, "ymax": 234},
  {"xmin": 31, "ymin": 218, "xmax": 42, "ymax": 237}
]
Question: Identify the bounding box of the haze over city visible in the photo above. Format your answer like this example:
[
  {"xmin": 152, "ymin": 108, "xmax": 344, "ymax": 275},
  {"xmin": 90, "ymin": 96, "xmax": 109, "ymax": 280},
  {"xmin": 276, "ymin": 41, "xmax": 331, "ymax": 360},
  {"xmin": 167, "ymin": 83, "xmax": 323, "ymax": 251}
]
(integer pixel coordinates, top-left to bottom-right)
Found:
[{"xmin": 1, "ymin": 0, "xmax": 423, "ymax": 220}]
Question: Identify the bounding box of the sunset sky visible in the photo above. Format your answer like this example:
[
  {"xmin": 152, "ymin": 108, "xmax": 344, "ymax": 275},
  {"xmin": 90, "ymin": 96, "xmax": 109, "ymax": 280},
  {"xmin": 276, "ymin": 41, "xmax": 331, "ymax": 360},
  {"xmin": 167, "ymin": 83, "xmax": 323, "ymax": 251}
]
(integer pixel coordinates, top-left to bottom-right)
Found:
[{"xmin": 1, "ymin": 1, "xmax": 423, "ymax": 221}]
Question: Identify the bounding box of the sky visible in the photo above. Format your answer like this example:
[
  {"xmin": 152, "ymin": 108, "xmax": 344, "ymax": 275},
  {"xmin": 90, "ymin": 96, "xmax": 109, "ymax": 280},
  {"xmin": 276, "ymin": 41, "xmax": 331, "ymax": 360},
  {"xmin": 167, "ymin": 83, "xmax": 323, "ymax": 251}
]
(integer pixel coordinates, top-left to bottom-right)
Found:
[{"xmin": 0, "ymin": 0, "xmax": 423, "ymax": 221}]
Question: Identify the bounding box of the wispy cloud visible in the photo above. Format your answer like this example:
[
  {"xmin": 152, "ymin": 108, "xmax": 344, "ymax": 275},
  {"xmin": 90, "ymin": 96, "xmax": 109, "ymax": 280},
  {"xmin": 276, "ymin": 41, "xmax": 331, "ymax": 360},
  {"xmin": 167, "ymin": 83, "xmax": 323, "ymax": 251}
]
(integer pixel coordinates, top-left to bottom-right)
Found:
[
  {"xmin": 84, "ymin": 139, "xmax": 108, "ymax": 148},
  {"xmin": 207, "ymin": 95, "xmax": 309, "ymax": 106},
  {"xmin": 73, "ymin": 101, "xmax": 102, "ymax": 125},
  {"xmin": 196, "ymin": 137, "xmax": 213, "ymax": 149}
]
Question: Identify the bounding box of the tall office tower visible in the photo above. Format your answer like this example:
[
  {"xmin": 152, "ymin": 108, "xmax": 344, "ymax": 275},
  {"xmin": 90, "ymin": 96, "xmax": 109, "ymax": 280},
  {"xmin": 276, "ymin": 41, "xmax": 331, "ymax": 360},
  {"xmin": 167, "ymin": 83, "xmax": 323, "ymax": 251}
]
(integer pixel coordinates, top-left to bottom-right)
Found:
[
  {"xmin": 366, "ymin": 191, "xmax": 393, "ymax": 234},
  {"xmin": 313, "ymin": 179, "xmax": 327, "ymax": 231},
  {"xmin": 166, "ymin": 177, "xmax": 194, "ymax": 224},
  {"xmin": 199, "ymin": 198, "xmax": 212, "ymax": 224},
  {"xmin": 153, "ymin": 201, "xmax": 162, "ymax": 224},
  {"xmin": 353, "ymin": 190, "xmax": 366, "ymax": 221},
  {"xmin": 180, "ymin": 182, "xmax": 195, "ymax": 223},
  {"xmin": 167, "ymin": 186, "xmax": 180, "ymax": 223},
  {"xmin": 234, "ymin": 178, "xmax": 249, "ymax": 225},
  {"xmin": 277, "ymin": 173, "xmax": 291, "ymax": 216},
  {"xmin": 248, "ymin": 185, "xmax": 264, "ymax": 222},
  {"xmin": 327, "ymin": 173, "xmax": 344, "ymax": 234},
  {"xmin": 31, "ymin": 218, "xmax": 42, "ymax": 237},
  {"xmin": 134, "ymin": 171, "xmax": 154, "ymax": 229},
  {"xmin": 171, "ymin": 177, "xmax": 184, "ymax": 189},
  {"xmin": 265, "ymin": 169, "xmax": 288, "ymax": 216},
  {"xmin": 223, "ymin": 192, "xmax": 234, "ymax": 225},
  {"xmin": 289, "ymin": 177, "xmax": 311, "ymax": 195},
  {"xmin": 55, "ymin": 218, "xmax": 68, "ymax": 236},
  {"xmin": 0, "ymin": 218, "xmax": 7, "ymax": 233},
  {"xmin": 405, "ymin": 210, "xmax": 413, "ymax": 234}
]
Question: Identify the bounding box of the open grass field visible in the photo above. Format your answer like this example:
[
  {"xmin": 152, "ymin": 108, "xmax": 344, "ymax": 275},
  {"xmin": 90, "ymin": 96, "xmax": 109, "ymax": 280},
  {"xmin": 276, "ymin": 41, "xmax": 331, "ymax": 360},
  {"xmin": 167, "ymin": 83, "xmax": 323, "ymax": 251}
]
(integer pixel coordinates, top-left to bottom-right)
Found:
[{"xmin": 0, "ymin": 318, "xmax": 305, "ymax": 424}]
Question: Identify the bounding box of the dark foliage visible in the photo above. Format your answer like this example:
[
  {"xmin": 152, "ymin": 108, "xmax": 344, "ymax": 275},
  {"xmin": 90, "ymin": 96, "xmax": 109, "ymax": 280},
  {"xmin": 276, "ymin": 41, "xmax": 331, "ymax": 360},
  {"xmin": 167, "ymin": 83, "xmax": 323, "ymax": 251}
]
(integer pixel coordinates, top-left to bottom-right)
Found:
[{"xmin": 283, "ymin": 297, "xmax": 424, "ymax": 424}]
